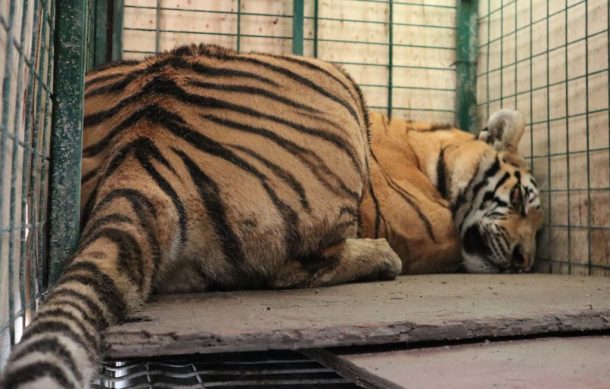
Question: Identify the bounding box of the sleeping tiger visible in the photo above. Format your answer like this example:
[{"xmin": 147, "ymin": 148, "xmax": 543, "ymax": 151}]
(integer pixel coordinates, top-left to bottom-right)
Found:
[
  {"xmin": 362, "ymin": 110, "xmax": 543, "ymax": 274},
  {"xmin": 1, "ymin": 44, "xmax": 542, "ymax": 388}
]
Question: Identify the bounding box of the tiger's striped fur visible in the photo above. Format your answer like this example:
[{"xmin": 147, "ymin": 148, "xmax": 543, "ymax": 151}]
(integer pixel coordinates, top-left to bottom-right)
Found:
[{"xmin": 1, "ymin": 44, "xmax": 402, "ymax": 388}]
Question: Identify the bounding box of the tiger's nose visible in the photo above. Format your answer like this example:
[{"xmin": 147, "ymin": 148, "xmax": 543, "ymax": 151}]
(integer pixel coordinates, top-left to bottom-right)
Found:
[{"xmin": 511, "ymin": 245, "xmax": 529, "ymax": 271}]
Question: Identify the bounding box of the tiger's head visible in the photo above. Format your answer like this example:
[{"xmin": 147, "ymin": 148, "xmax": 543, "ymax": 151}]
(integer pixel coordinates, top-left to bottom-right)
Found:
[{"xmin": 455, "ymin": 109, "xmax": 544, "ymax": 273}]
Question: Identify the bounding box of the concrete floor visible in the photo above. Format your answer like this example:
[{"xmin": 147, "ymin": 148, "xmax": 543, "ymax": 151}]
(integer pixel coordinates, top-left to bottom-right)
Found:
[
  {"xmin": 310, "ymin": 336, "xmax": 610, "ymax": 389},
  {"xmin": 104, "ymin": 274, "xmax": 610, "ymax": 359}
]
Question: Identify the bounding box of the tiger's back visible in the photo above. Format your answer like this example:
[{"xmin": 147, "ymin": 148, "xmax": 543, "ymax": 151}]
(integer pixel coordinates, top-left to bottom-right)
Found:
[{"xmin": 82, "ymin": 44, "xmax": 370, "ymax": 291}]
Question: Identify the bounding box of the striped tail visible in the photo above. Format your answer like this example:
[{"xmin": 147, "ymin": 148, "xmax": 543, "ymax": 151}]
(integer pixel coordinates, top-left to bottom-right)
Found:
[{"xmin": 1, "ymin": 179, "xmax": 175, "ymax": 388}]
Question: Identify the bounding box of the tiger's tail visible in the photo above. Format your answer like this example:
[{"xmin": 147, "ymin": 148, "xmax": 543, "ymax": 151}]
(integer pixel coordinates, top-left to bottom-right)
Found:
[{"xmin": 1, "ymin": 171, "xmax": 177, "ymax": 388}]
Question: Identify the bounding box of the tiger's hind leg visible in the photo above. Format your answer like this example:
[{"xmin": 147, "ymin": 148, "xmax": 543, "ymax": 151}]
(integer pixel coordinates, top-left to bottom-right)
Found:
[{"xmin": 272, "ymin": 238, "xmax": 402, "ymax": 289}]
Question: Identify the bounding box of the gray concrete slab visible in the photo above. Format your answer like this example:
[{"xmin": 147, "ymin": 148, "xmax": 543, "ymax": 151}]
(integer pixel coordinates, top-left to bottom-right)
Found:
[
  {"xmin": 104, "ymin": 274, "xmax": 610, "ymax": 358},
  {"xmin": 309, "ymin": 336, "xmax": 610, "ymax": 389}
]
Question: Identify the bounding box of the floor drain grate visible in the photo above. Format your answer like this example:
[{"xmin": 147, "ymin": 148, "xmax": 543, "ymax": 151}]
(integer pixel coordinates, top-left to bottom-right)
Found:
[{"xmin": 92, "ymin": 350, "xmax": 359, "ymax": 388}]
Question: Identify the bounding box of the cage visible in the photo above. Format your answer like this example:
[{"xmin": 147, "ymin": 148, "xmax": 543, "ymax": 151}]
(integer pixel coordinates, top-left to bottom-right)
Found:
[{"xmin": 0, "ymin": 0, "xmax": 609, "ymax": 386}]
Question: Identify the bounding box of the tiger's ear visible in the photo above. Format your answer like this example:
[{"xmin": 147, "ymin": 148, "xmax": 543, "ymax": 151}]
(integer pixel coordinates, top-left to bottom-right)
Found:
[{"xmin": 477, "ymin": 109, "xmax": 525, "ymax": 152}]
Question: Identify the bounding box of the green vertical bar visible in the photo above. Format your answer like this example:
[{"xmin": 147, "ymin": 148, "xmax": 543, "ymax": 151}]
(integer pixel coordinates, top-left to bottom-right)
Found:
[
  {"xmin": 155, "ymin": 0, "xmax": 161, "ymax": 52},
  {"xmin": 456, "ymin": 0, "xmax": 479, "ymax": 132},
  {"xmin": 485, "ymin": 0, "xmax": 491, "ymax": 120},
  {"xmin": 387, "ymin": 1, "xmax": 393, "ymax": 118},
  {"xmin": 499, "ymin": 3, "xmax": 503, "ymax": 107},
  {"xmin": 47, "ymin": 0, "xmax": 87, "ymax": 285},
  {"xmin": 584, "ymin": 0, "xmax": 592, "ymax": 275},
  {"xmin": 313, "ymin": 0, "xmax": 319, "ymax": 58},
  {"xmin": 607, "ymin": 0, "xmax": 610, "ymax": 273},
  {"xmin": 236, "ymin": 0, "xmax": 241, "ymax": 51},
  {"xmin": 564, "ymin": 0, "xmax": 572, "ymax": 274},
  {"xmin": 513, "ymin": 1, "xmax": 517, "ymax": 110},
  {"xmin": 112, "ymin": 0, "xmax": 123, "ymax": 60},
  {"xmin": 524, "ymin": 0, "xmax": 528, "ymax": 173},
  {"xmin": 292, "ymin": 0, "xmax": 304, "ymax": 55},
  {"xmin": 94, "ymin": 0, "xmax": 109, "ymax": 66},
  {"xmin": 36, "ymin": 0, "xmax": 55, "ymax": 293},
  {"xmin": 545, "ymin": 0, "xmax": 553, "ymax": 274}
]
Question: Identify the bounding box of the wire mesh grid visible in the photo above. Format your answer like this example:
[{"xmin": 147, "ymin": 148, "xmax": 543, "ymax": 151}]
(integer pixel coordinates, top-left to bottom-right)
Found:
[
  {"xmin": 0, "ymin": 0, "xmax": 94, "ymax": 368},
  {"xmin": 120, "ymin": 0, "xmax": 458, "ymax": 123},
  {"xmin": 476, "ymin": 0, "xmax": 610, "ymax": 276},
  {"xmin": 0, "ymin": 0, "xmax": 56, "ymax": 367}
]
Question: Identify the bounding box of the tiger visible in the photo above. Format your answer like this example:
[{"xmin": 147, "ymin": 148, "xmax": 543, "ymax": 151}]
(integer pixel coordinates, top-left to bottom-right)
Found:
[{"xmin": 0, "ymin": 43, "xmax": 542, "ymax": 388}]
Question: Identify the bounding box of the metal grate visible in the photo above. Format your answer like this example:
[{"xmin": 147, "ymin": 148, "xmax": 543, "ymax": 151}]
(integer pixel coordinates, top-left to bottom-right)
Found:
[
  {"xmin": 476, "ymin": 0, "xmax": 610, "ymax": 276},
  {"xmin": 93, "ymin": 351, "xmax": 358, "ymax": 388},
  {"xmin": 119, "ymin": 0, "xmax": 459, "ymax": 123},
  {"xmin": 0, "ymin": 0, "xmax": 92, "ymax": 367},
  {"xmin": 0, "ymin": 0, "xmax": 56, "ymax": 367}
]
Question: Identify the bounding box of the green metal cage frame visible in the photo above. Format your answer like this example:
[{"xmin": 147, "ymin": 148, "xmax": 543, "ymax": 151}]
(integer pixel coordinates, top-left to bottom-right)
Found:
[{"xmin": 0, "ymin": 0, "xmax": 91, "ymax": 357}]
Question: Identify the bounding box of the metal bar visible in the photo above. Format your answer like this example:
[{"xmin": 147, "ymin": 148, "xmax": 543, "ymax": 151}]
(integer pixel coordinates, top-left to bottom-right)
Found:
[
  {"xmin": 22, "ymin": 0, "xmax": 45, "ymax": 324},
  {"xmin": 32, "ymin": 0, "xmax": 55, "ymax": 291},
  {"xmin": 477, "ymin": 30, "xmax": 608, "ymax": 75},
  {"xmin": 94, "ymin": 0, "xmax": 109, "ymax": 66},
  {"xmin": 524, "ymin": 0, "xmax": 528, "ymax": 175},
  {"xmin": 122, "ymin": 4, "xmax": 457, "ymax": 30},
  {"xmin": 486, "ymin": 0, "xmax": 491, "ymax": 120},
  {"xmin": 545, "ymin": 0, "xmax": 552, "ymax": 274},
  {"xmin": 1, "ymin": 0, "xmax": 18, "ymax": 349},
  {"xmin": 12, "ymin": 0, "xmax": 33, "ymax": 340},
  {"xmin": 123, "ymin": 5, "xmax": 294, "ymax": 18},
  {"xmin": 455, "ymin": 0, "xmax": 479, "ymax": 132},
  {"xmin": 387, "ymin": 0, "xmax": 393, "ymax": 118},
  {"xmin": 47, "ymin": 0, "xmax": 87, "ymax": 285},
  {"xmin": 292, "ymin": 0, "xmax": 304, "ymax": 55},
  {"xmin": 155, "ymin": 0, "xmax": 161, "ymax": 52},
  {"xmin": 564, "ymin": 0, "xmax": 572, "ymax": 274},
  {"xmin": 513, "ymin": 0, "xmax": 517, "ymax": 110},
  {"xmin": 478, "ymin": 69, "xmax": 608, "ymax": 104},
  {"xmin": 236, "ymin": 0, "xmax": 241, "ymax": 51},
  {"xmin": 584, "ymin": 0, "xmax": 592, "ymax": 275},
  {"xmin": 313, "ymin": 0, "xmax": 318, "ymax": 58},
  {"xmin": 112, "ymin": 0, "xmax": 123, "ymax": 61},
  {"xmin": 122, "ymin": 24, "xmax": 457, "ymax": 51},
  {"xmin": 479, "ymin": 0, "xmax": 584, "ymax": 22}
]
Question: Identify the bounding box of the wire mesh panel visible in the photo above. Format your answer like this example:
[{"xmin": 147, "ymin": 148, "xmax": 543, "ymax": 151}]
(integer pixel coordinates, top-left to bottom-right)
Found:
[
  {"xmin": 120, "ymin": 0, "xmax": 458, "ymax": 123},
  {"xmin": 0, "ymin": 0, "xmax": 56, "ymax": 368},
  {"xmin": 477, "ymin": 0, "xmax": 610, "ymax": 276},
  {"xmin": 0, "ymin": 0, "xmax": 93, "ymax": 369}
]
